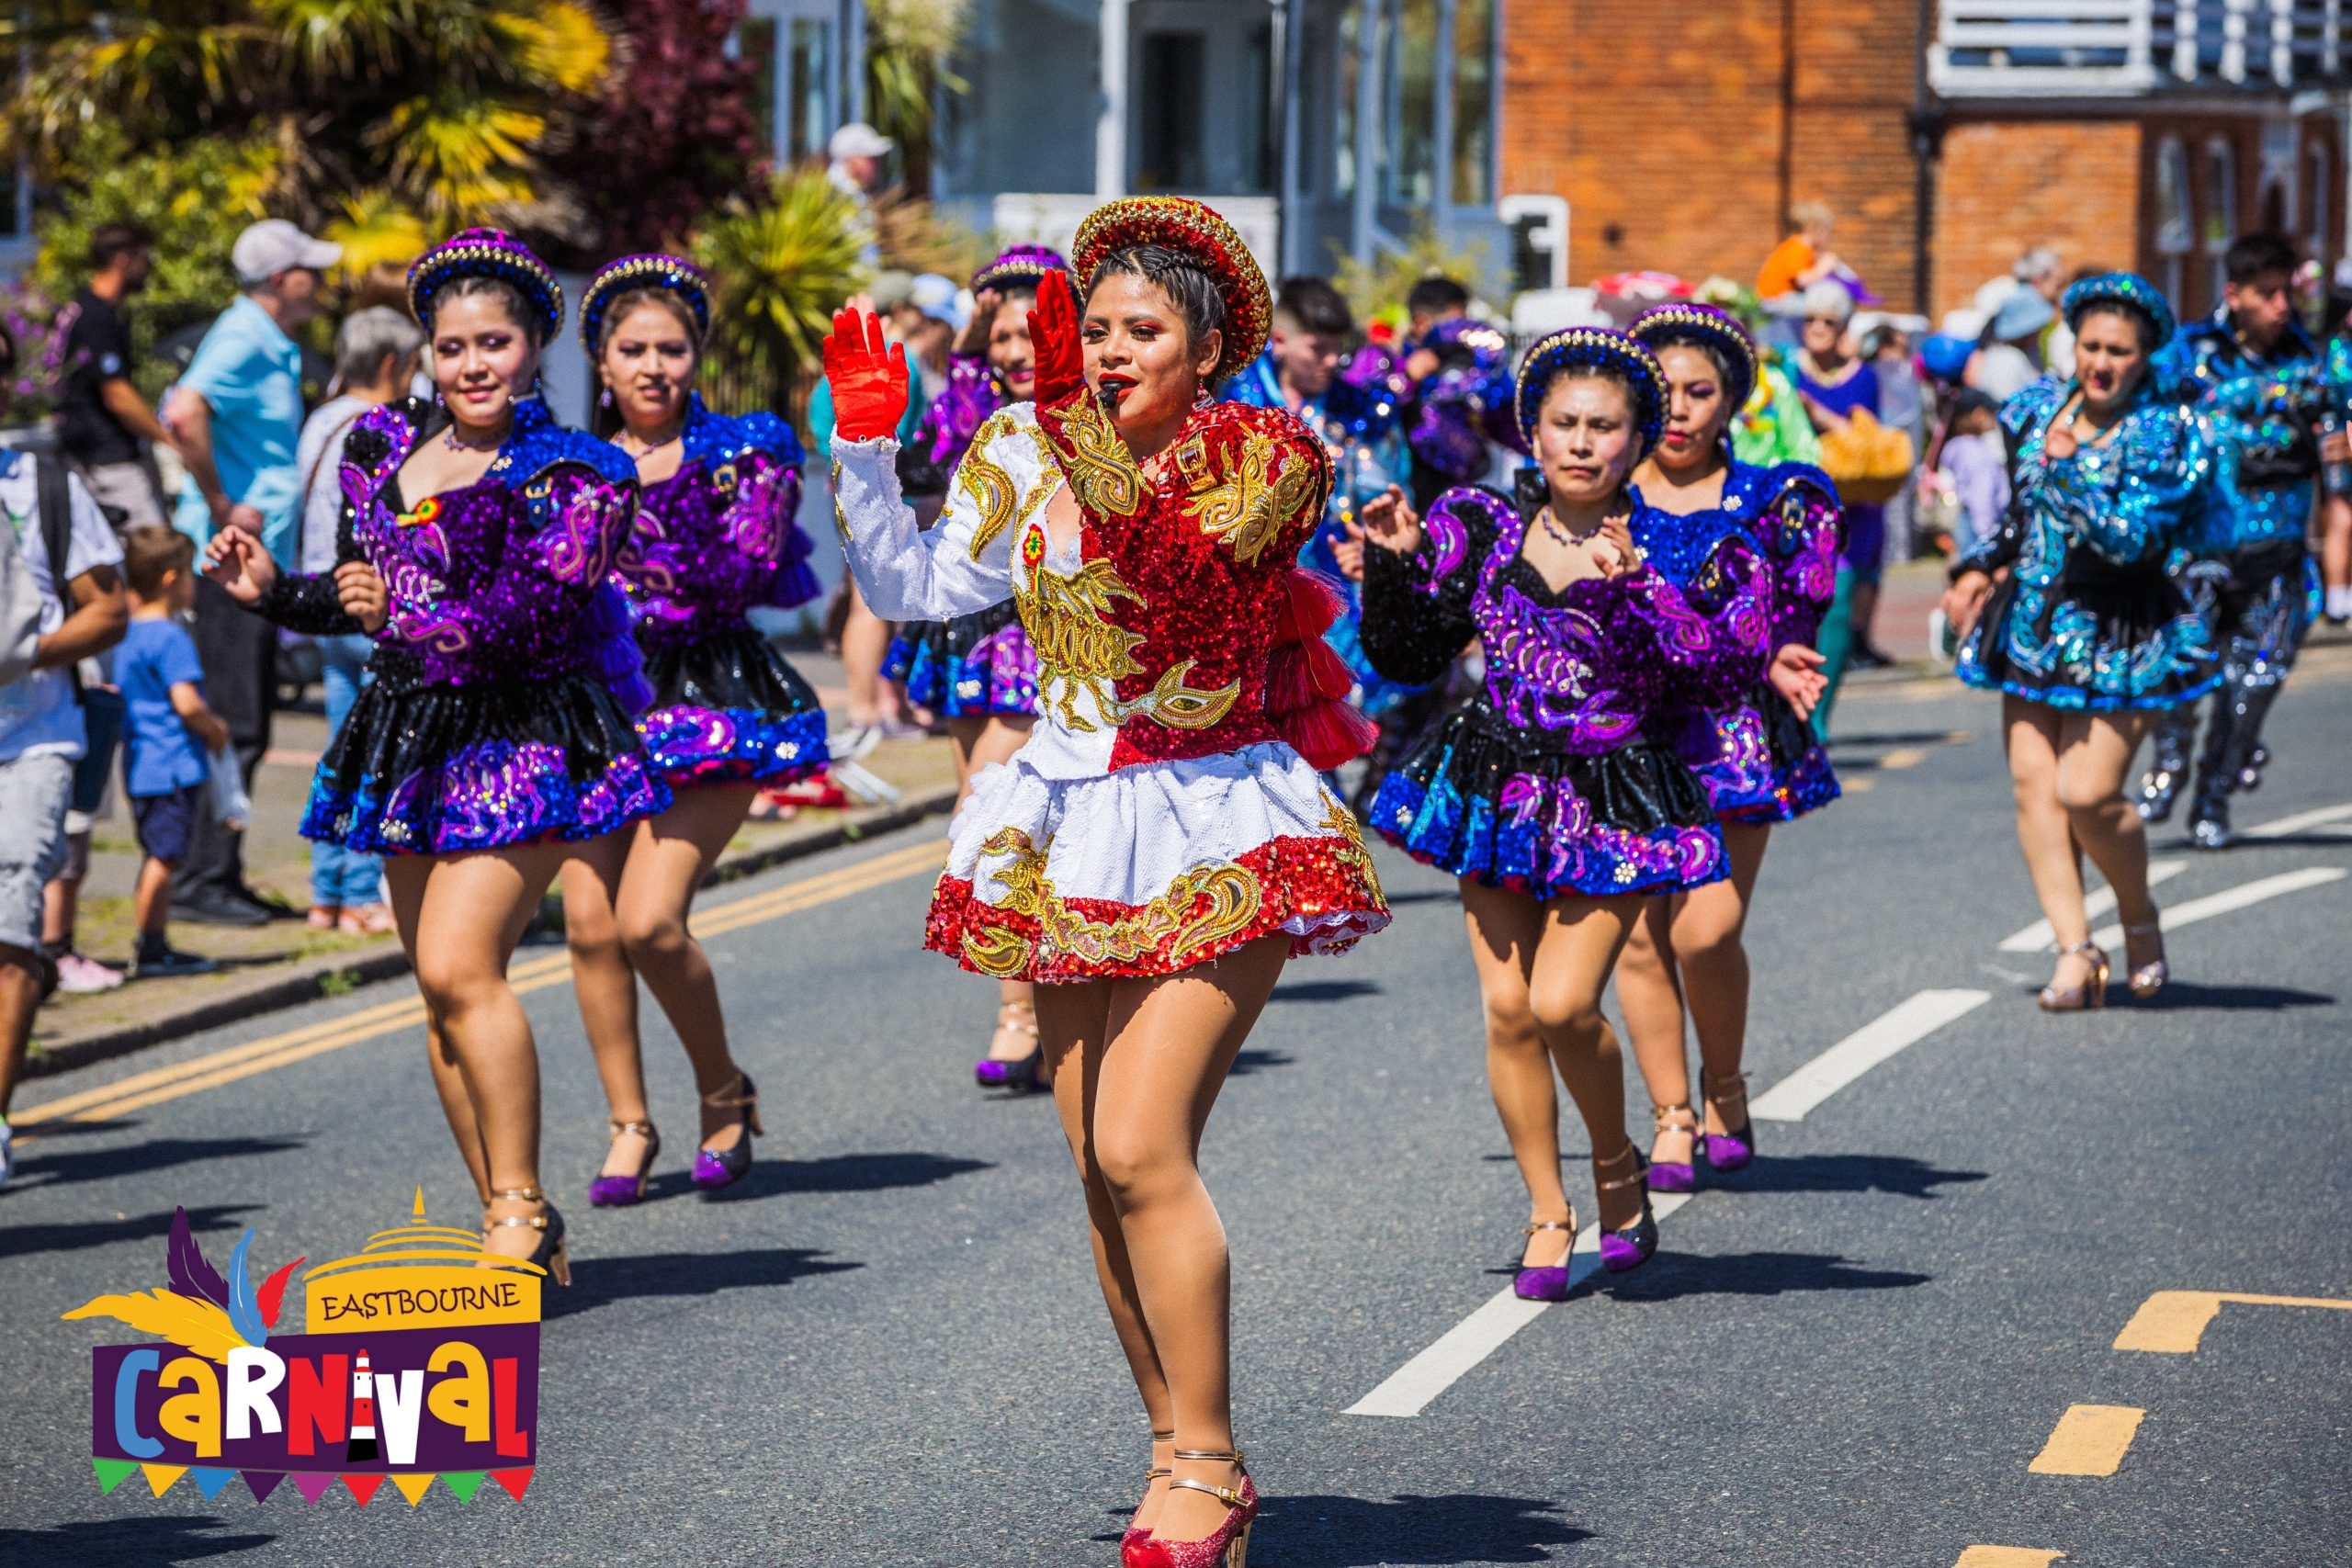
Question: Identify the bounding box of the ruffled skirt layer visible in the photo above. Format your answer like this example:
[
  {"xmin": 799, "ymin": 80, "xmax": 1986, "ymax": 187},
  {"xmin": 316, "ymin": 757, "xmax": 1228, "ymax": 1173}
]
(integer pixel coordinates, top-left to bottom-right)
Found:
[
  {"xmin": 302, "ymin": 673, "xmax": 669, "ymax": 856},
  {"xmin": 638, "ymin": 623, "xmax": 829, "ymax": 787},
  {"xmin": 1370, "ymin": 707, "xmax": 1726, "ymax": 898},
  {"xmin": 1959, "ymin": 565, "xmax": 2218, "ymax": 711},
  {"xmin": 885, "ymin": 602, "xmax": 1039, "ymax": 718},
  {"xmin": 1689, "ymin": 683, "xmax": 1841, "ymax": 825},
  {"xmin": 924, "ymin": 741, "xmax": 1389, "ymax": 982}
]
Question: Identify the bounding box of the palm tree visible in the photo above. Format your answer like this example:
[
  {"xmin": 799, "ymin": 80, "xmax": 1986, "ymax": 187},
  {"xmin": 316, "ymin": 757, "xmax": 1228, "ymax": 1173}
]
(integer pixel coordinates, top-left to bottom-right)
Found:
[
  {"xmin": 16, "ymin": 0, "xmax": 614, "ymax": 242},
  {"xmin": 693, "ymin": 166, "xmax": 870, "ymax": 412}
]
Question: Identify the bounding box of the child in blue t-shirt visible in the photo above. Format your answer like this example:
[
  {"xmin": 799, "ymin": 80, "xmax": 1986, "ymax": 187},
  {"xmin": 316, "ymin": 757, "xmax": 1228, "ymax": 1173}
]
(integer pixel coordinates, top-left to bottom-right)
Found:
[{"xmin": 117, "ymin": 528, "xmax": 229, "ymax": 978}]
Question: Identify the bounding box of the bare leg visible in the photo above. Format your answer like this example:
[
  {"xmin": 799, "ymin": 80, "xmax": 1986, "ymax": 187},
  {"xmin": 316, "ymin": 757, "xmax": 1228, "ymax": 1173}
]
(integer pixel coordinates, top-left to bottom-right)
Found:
[
  {"xmin": 560, "ymin": 835, "xmax": 650, "ymax": 1179},
  {"xmin": 2004, "ymin": 694, "xmax": 2095, "ymax": 993},
  {"xmin": 2055, "ymin": 710, "xmax": 2159, "ymax": 971},
  {"xmin": 2323, "ymin": 494, "xmax": 2351, "ymax": 610},
  {"xmin": 1459, "ymin": 879, "xmax": 1577, "ymax": 1266},
  {"xmin": 1672, "ymin": 823, "xmax": 1770, "ymax": 1137},
  {"xmin": 1525, "ymin": 892, "xmax": 1646, "ymax": 1231},
  {"xmin": 1089, "ymin": 934, "xmax": 1289, "ymax": 1545},
  {"xmin": 1037, "ymin": 976, "xmax": 1170, "ymax": 1529},
  {"xmin": 841, "ymin": 581, "xmax": 896, "ymax": 728},
  {"xmin": 1615, "ymin": 894, "xmax": 1696, "ymax": 1168},
  {"xmin": 390, "ymin": 841, "xmax": 571, "ymax": 1259},
  {"xmin": 615, "ymin": 784, "xmax": 761, "ymax": 1151},
  {"xmin": 964, "ymin": 716, "xmax": 1044, "ymax": 1068},
  {"xmin": 0, "ymin": 948, "xmax": 38, "ymax": 1118},
  {"xmin": 387, "ymin": 858, "xmax": 488, "ymax": 1201}
]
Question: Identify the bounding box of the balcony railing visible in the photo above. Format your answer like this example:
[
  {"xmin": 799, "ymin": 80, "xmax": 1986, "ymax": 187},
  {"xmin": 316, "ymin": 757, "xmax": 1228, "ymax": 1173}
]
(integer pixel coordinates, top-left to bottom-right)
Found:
[{"xmin": 1931, "ymin": 0, "xmax": 2352, "ymax": 96}]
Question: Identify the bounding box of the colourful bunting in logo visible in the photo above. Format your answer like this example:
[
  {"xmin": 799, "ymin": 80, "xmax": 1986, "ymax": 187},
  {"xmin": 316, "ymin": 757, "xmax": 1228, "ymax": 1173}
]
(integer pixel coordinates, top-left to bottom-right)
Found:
[
  {"xmin": 91, "ymin": 1457, "xmax": 137, "ymax": 1494},
  {"xmin": 141, "ymin": 1463, "xmax": 187, "ymax": 1496},
  {"xmin": 344, "ymin": 1472, "xmax": 385, "ymax": 1506},
  {"xmin": 441, "ymin": 1471, "xmax": 487, "ymax": 1503},
  {"xmin": 391, "ymin": 1472, "xmax": 435, "ymax": 1506},
  {"xmin": 241, "ymin": 1472, "xmax": 284, "ymax": 1504},
  {"xmin": 292, "ymin": 1472, "xmax": 337, "ymax": 1505},
  {"xmin": 491, "ymin": 1467, "xmax": 534, "ymax": 1501},
  {"xmin": 189, "ymin": 1467, "xmax": 237, "ymax": 1500}
]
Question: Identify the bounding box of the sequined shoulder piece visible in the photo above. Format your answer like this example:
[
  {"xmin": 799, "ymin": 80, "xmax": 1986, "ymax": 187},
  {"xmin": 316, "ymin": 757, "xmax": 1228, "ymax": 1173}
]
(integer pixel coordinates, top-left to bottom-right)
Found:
[
  {"xmin": 1744, "ymin": 459, "xmax": 1836, "ymax": 513},
  {"xmin": 971, "ymin": 400, "xmax": 1045, "ymax": 461},
  {"xmin": 340, "ymin": 400, "xmax": 422, "ymax": 509},
  {"xmin": 503, "ymin": 399, "xmax": 638, "ymax": 490},
  {"xmin": 1421, "ymin": 483, "xmax": 1510, "ymax": 587},
  {"xmin": 683, "ymin": 397, "xmax": 804, "ymax": 471},
  {"xmin": 1169, "ymin": 400, "xmax": 1333, "ymax": 565},
  {"xmin": 1999, "ymin": 377, "xmax": 2068, "ymax": 443}
]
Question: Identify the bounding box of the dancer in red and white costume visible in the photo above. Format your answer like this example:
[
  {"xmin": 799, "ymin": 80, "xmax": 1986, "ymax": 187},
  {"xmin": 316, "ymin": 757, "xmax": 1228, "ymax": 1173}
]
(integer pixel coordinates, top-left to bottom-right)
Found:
[{"xmin": 826, "ymin": 197, "xmax": 1387, "ymax": 1567}]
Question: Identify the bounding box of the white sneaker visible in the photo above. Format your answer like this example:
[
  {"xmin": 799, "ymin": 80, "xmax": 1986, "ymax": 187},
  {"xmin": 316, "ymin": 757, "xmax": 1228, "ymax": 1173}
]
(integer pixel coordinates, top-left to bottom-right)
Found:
[{"xmin": 53, "ymin": 952, "xmax": 126, "ymax": 994}]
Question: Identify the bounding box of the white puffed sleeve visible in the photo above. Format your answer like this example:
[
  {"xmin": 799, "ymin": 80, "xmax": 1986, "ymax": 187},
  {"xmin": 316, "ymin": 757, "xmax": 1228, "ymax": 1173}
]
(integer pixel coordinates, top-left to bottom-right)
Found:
[{"xmin": 829, "ymin": 405, "xmax": 1052, "ymax": 622}]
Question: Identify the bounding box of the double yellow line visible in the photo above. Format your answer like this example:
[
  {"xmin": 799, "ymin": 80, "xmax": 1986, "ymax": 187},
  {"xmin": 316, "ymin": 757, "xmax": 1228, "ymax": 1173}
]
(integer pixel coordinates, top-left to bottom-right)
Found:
[{"xmin": 16, "ymin": 838, "xmax": 945, "ymax": 1134}]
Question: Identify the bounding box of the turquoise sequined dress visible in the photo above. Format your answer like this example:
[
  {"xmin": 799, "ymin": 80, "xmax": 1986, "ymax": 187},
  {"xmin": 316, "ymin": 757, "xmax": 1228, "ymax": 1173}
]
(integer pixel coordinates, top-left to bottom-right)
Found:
[{"xmin": 1954, "ymin": 378, "xmax": 2219, "ymax": 711}]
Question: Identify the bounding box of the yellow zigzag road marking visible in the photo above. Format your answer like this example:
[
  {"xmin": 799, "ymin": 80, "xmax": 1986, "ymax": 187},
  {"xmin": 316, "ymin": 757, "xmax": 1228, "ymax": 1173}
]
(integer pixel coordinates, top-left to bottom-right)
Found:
[{"xmin": 17, "ymin": 839, "xmax": 945, "ymax": 1132}]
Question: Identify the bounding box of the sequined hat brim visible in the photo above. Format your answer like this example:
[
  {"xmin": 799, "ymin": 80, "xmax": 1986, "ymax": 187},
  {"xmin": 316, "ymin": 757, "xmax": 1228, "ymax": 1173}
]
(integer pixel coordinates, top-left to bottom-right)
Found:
[{"xmin": 1070, "ymin": 197, "xmax": 1272, "ymax": 383}]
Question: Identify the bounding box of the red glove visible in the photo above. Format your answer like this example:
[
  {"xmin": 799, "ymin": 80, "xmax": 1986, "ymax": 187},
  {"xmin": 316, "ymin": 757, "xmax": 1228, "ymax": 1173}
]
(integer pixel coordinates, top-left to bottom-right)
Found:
[
  {"xmin": 821, "ymin": 309, "xmax": 910, "ymax": 443},
  {"xmin": 1027, "ymin": 269, "xmax": 1084, "ymax": 408}
]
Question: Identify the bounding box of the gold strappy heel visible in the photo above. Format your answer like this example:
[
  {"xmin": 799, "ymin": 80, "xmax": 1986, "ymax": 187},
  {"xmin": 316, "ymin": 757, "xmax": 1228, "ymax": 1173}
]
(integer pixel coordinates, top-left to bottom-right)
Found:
[
  {"xmin": 2038, "ymin": 940, "xmax": 2110, "ymax": 1011},
  {"xmin": 1122, "ymin": 1428, "xmax": 1177, "ymax": 1558},
  {"xmin": 482, "ymin": 1185, "xmax": 569, "ymax": 1286},
  {"xmin": 2122, "ymin": 919, "xmax": 2168, "ymax": 1000}
]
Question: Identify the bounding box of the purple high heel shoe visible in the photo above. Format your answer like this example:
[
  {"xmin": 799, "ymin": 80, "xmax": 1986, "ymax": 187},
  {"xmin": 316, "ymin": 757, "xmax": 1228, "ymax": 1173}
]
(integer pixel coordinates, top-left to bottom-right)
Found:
[
  {"xmin": 1595, "ymin": 1146, "xmax": 1657, "ymax": 1274},
  {"xmin": 690, "ymin": 1071, "xmax": 763, "ymax": 1190},
  {"xmin": 587, "ymin": 1119, "xmax": 660, "ymax": 1207},
  {"xmin": 1700, "ymin": 1069, "xmax": 1756, "ymax": 1173},
  {"xmin": 974, "ymin": 998, "xmax": 1043, "ymax": 1090},
  {"xmin": 1512, "ymin": 1216, "xmax": 1577, "ymax": 1301},
  {"xmin": 1647, "ymin": 1100, "xmax": 1699, "ymax": 1192}
]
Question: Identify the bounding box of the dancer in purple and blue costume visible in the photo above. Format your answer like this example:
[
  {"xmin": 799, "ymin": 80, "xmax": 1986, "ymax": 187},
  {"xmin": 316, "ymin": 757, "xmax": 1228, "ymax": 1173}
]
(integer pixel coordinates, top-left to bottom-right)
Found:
[
  {"xmin": 1615, "ymin": 303, "xmax": 1840, "ymax": 1193},
  {"xmin": 1223, "ymin": 276, "xmax": 1430, "ymax": 805},
  {"xmin": 1359, "ymin": 328, "xmax": 1770, "ymax": 1295},
  {"xmin": 558, "ymin": 254, "xmax": 830, "ymax": 1205},
  {"xmin": 877, "ymin": 246, "xmax": 1063, "ymax": 1090},
  {"xmin": 1943, "ymin": 273, "xmax": 2213, "ymax": 1011},
  {"xmin": 1396, "ymin": 276, "xmax": 1519, "ymax": 512},
  {"xmin": 205, "ymin": 229, "xmax": 666, "ymax": 1281}
]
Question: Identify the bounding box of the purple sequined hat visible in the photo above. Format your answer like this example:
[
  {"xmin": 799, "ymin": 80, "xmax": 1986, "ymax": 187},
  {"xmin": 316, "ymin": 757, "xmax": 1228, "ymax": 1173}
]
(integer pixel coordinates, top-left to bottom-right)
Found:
[
  {"xmin": 972, "ymin": 244, "xmax": 1068, "ymax": 295},
  {"xmin": 1629, "ymin": 302, "xmax": 1758, "ymax": 417},
  {"xmin": 409, "ymin": 228, "xmax": 564, "ymax": 342},
  {"xmin": 1513, "ymin": 327, "xmax": 1668, "ymax": 456},
  {"xmin": 580, "ymin": 253, "xmax": 712, "ymax": 354}
]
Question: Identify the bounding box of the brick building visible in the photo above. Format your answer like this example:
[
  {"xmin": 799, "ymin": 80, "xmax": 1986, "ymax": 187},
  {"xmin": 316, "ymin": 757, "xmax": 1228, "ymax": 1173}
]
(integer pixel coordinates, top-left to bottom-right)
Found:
[{"xmin": 1496, "ymin": 1, "xmax": 2347, "ymax": 323}]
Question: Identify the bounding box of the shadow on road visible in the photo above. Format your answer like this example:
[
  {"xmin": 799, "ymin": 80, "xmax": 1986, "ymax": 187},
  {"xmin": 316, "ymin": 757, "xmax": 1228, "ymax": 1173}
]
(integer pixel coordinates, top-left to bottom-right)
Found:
[
  {"xmin": 0, "ymin": 1516, "xmax": 273, "ymax": 1564},
  {"xmin": 1256, "ymin": 1493, "xmax": 1591, "ymax": 1564},
  {"xmin": 673, "ymin": 1150, "xmax": 993, "ymax": 1203},
  {"xmin": 552, "ymin": 1247, "xmax": 862, "ymax": 1315},
  {"xmin": 13, "ymin": 1135, "xmax": 307, "ymax": 1190},
  {"xmin": 1272, "ymin": 978, "xmax": 1385, "ymax": 1003},
  {"xmin": 1600, "ymin": 1249, "xmax": 1931, "ymax": 1302},
  {"xmin": 2138, "ymin": 980, "xmax": 2335, "ymax": 1012},
  {"xmin": 1228, "ymin": 1048, "xmax": 1295, "ymax": 1077},
  {"xmin": 0, "ymin": 1202, "xmax": 261, "ymax": 1261},
  {"xmin": 1708, "ymin": 1152, "xmax": 1987, "ymax": 1200},
  {"xmin": 1380, "ymin": 887, "xmax": 1462, "ymax": 906}
]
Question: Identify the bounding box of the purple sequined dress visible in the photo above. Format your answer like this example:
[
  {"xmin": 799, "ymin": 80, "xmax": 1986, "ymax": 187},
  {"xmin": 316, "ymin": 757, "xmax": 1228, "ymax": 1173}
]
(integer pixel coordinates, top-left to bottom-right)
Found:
[
  {"xmin": 1361, "ymin": 485, "xmax": 1770, "ymax": 897},
  {"xmin": 1629, "ymin": 459, "xmax": 1843, "ymax": 823},
  {"xmin": 881, "ymin": 355, "xmax": 1040, "ymax": 717},
  {"xmin": 255, "ymin": 397, "xmax": 669, "ymax": 855},
  {"xmin": 621, "ymin": 395, "xmax": 829, "ymax": 785}
]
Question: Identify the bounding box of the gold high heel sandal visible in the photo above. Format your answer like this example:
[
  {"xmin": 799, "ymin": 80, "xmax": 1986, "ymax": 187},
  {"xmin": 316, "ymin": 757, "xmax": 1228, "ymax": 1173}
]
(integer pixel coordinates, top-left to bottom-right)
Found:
[
  {"xmin": 1135, "ymin": 1447, "xmax": 1257, "ymax": 1568},
  {"xmin": 1121, "ymin": 1428, "xmax": 1176, "ymax": 1561},
  {"xmin": 482, "ymin": 1185, "xmax": 570, "ymax": 1286},
  {"xmin": 2038, "ymin": 940, "xmax": 2110, "ymax": 1011},
  {"xmin": 2122, "ymin": 919, "xmax": 2168, "ymax": 1000}
]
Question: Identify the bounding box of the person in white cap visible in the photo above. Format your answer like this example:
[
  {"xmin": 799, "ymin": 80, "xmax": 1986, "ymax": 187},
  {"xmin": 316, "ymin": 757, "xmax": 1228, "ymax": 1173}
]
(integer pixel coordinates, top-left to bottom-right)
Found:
[
  {"xmin": 827, "ymin": 121, "xmax": 895, "ymax": 201},
  {"xmin": 165, "ymin": 217, "xmax": 340, "ymax": 928}
]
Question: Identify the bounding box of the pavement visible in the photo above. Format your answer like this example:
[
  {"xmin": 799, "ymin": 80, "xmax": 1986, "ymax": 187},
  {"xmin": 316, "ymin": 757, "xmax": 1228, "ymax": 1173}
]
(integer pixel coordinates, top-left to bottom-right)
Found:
[{"xmin": 3, "ymin": 638, "xmax": 2349, "ymax": 1565}]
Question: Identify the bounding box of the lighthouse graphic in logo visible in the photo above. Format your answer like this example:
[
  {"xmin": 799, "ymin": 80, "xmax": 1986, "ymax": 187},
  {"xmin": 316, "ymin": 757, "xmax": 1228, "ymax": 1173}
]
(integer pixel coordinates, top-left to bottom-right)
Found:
[{"xmin": 345, "ymin": 1348, "xmax": 379, "ymax": 1463}]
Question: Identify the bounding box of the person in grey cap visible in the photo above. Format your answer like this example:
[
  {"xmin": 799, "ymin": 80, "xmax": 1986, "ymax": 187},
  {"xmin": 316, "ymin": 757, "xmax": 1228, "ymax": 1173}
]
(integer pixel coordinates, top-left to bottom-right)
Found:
[{"xmin": 165, "ymin": 216, "xmax": 341, "ymax": 927}]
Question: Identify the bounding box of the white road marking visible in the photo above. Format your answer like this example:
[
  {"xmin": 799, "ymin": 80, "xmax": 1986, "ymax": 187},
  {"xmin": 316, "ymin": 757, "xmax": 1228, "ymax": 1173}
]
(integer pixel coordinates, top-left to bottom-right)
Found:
[
  {"xmin": 2244, "ymin": 801, "xmax": 2352, "ymax": 839},
  {"xmin": 1344, "ymin": 1192, "xmax": 1692, "ymax": 1418},
  {"xmin": 1749, "ymin": 989, "xmax": 1992, "ymax": 1123},
  {"xmin": 2091, "ymin": 866, "xmax": 2346, "ymax": 951},
  {"xmin": 1999, "ymin": 862, "xmax": 2188, "ymax": 952}
]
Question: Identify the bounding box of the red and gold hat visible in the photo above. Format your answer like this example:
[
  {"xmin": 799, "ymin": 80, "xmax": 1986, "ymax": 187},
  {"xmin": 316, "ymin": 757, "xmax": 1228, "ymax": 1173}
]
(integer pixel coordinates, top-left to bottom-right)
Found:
[{"xmin": 1069, "ymin": 197, "xmax": 1271, "ymax": 383}]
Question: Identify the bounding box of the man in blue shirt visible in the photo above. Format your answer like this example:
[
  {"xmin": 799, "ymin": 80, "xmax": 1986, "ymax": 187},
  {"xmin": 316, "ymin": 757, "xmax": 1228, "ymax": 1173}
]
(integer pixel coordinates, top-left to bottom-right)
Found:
[
  {"xmin": 2142, "ymin": 232, "xmax": 2333, "ymax": 849},
  {"xmin": 166, "ymin": 219, "xmax": 338, "ymax": 923}
]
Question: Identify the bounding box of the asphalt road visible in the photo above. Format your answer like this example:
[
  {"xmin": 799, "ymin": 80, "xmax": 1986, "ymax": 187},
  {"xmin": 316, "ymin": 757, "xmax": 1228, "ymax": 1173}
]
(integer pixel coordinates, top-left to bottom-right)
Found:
[{"xmin": 4, "ymin": 657, "xmax": 2349, "ymax": 1567}]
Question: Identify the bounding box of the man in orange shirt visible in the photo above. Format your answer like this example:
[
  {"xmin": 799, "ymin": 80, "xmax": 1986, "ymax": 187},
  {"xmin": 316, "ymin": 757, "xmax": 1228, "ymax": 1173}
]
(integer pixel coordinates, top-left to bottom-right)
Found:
[{"xmin": 1758, "ymin": 201, "xmax": 1845, "ymax": 300}]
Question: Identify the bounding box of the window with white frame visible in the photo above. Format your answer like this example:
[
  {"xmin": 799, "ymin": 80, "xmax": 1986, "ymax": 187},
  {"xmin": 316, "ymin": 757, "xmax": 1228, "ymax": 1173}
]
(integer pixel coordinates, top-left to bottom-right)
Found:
[{"xmin": 2154, "ymin": 136, "xmax": 2193, "ymax": 311}]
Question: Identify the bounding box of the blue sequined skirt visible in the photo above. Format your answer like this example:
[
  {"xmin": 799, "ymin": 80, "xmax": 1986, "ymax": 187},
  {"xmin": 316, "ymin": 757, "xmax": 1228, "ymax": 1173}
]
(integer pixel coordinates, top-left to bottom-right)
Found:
[
  {"xmin": 301, "ymin": 673, "xmax": 671, "ymax": 856},
  {"xmin": 885, "ymin": 602, "xmax": 1039, "ymax": 717},
  {"xmin": 1959, "ymin": 562, "xmax": 2218, "ymax": 711},
  {"xmin": 639, "ymin": 623, "xmax": 829, "ymax": 787},
  {"xmin": 1370, "ymin": 706, "xmax": 1727, "ymax": 898},
  {"xmin": 1689, "ymin": 682, "xmax": 1841, "ymax": 825}
]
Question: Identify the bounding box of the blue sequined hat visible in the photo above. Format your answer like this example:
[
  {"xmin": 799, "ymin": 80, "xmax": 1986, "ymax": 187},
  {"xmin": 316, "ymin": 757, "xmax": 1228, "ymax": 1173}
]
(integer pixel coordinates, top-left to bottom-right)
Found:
[
  {"xmin": 2060, "ymin": 271, "xmax": 2176, "ymax": 351},
  {"xmin": 1513, "ymin": 327, "xmax": 1669, "ymax": 455},
  {"xmin": 409, "ymin": 229, "xmax": 564, "ymax": 343},
  {"xmin": 580, "ymin": 253, "xmax": 712, "ymax": 355},
  {"xmin": 1628, "ymin": 302, "xmax": 1758, "ymax": 417}
]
